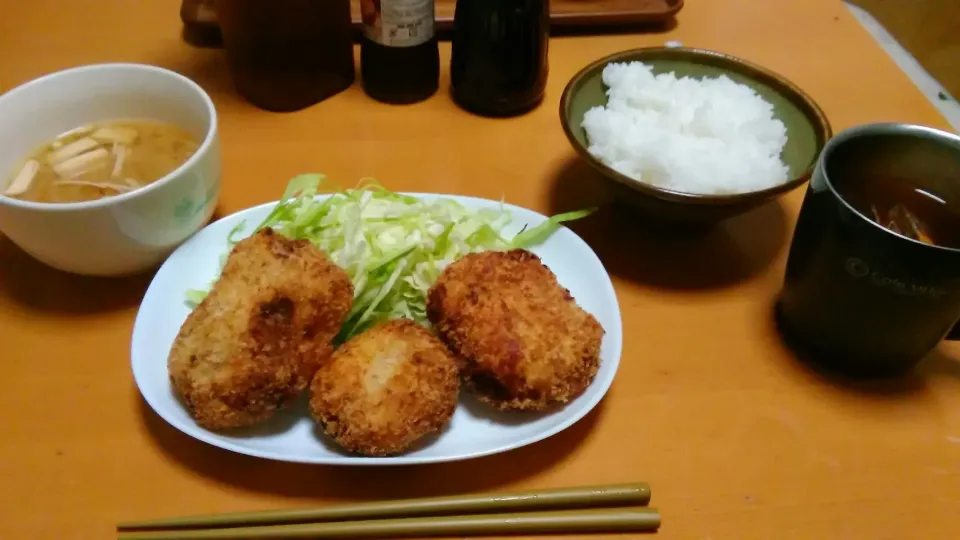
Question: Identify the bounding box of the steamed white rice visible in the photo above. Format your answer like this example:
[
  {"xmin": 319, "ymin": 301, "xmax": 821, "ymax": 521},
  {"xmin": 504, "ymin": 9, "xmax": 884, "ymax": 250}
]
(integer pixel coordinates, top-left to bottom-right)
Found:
[{"xmin": 581, "ymin": 61, "xmax": 790, "ymax": 195}]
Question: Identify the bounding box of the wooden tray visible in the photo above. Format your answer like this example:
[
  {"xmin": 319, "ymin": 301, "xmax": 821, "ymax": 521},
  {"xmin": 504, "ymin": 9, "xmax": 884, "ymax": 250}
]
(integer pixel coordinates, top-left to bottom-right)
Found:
[
  {"xmin": 181, "ymin": 0, "xmax": 682, "ymax": 48},
  {"xmin": 357, "ymin": 0, "xmax": 684, "ymax": 31}
]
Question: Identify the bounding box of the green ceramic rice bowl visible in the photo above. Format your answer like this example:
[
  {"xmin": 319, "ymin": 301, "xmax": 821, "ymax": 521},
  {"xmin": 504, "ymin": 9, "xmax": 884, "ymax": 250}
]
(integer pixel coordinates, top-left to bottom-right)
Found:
[{"xmin": 560, "ymin": 47, "xmax": 832, "ymax": 224}]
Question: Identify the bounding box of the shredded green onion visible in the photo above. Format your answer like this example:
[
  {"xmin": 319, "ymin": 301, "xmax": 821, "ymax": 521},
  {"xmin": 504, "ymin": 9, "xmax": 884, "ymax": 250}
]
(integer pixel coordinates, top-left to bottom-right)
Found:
[{"xmin": 185, "ymin": 174, "xmax": 595, "ymax": 343}]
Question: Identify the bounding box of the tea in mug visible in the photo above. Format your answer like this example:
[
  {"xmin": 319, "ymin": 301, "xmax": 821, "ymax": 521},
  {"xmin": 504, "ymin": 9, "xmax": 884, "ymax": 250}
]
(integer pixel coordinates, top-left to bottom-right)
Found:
[{"xmin": 837, "ymin": 175, "xmax": 960, "ymax": 249}]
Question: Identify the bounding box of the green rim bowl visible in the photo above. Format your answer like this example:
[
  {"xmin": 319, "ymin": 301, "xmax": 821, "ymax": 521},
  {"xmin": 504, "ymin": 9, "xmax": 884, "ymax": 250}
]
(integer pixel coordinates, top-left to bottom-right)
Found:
[{"xmin": 560, "ymin": 47, "xmax": 833, "ymax": 225}]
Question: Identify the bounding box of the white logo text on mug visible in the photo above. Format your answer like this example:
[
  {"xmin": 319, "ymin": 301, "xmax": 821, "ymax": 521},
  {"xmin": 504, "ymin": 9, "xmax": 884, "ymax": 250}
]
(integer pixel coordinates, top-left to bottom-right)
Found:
[{"xmin": 844, "ymin": 257, "xmax": 946, "ymax": 298}]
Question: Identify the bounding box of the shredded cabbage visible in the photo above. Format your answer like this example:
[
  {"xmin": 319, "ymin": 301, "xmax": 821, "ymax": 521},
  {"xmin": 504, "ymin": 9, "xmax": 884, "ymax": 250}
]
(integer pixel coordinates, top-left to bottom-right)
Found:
[{"xmin": 186, "ymin": 174, "xmax": 595, "ymax": 343}]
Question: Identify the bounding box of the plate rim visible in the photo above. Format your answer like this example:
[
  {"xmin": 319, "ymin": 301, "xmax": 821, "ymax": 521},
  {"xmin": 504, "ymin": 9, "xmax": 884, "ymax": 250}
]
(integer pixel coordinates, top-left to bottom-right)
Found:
[{"xmin": 131, "ymin": 192, "xmax": 623, "ymax": 466}]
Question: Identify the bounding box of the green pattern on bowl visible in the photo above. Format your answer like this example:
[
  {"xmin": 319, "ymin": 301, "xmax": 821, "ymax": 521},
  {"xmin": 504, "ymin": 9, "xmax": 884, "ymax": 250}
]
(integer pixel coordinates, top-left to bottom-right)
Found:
[{"xmin": 173, "ymin": 182, "xmax": 219, "ymax": 224}]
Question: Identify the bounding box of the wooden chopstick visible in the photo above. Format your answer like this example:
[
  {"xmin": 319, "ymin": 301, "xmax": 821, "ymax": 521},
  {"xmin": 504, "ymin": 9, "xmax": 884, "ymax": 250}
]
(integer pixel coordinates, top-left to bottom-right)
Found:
[
  {"xmin": 118, "ymin": 483, "xmax": 651, "ymax": 530},
  {"xmin": 117, "ymin": 508, "xmax": 661, "ymax": 539}
]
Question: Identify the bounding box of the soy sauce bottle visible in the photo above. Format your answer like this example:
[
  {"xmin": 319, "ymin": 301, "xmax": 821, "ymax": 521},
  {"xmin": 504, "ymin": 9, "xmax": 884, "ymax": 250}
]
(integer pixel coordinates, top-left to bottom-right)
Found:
[
  {"xmin": 360, "ymin": 0, "xmax": 440, "ymax": 104},
  {"xmin": 450, "ymin": 0, "xmax": 550, "ymax": 116}
]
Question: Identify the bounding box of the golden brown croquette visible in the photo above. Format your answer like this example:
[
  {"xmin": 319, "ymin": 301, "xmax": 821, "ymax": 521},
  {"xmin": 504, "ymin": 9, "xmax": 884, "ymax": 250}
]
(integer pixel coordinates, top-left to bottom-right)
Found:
[
  {"xmin": 427, "ymin": 249, "xmax": 604, "ymax": 411},
  {"xmin": 168, "ymin": 228, "xmax": 353, "ymax": 431},
  {"xmin": 309, "ymin": 319, "xmax": 460, "ymax": 456}
]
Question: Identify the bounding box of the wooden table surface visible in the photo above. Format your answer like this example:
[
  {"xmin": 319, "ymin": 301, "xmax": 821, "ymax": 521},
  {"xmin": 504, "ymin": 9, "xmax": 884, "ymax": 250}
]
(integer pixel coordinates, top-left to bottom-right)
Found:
[{"xmin": 2, "ymin": 1, "xmax": 958, "ymax": 539}]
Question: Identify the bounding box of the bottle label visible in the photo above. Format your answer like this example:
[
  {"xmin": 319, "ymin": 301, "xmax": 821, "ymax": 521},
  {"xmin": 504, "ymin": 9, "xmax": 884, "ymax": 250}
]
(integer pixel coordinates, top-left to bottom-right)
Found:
[{"xmin": 360, "ymin": 0, "xmax": 435, "ymax": 47}]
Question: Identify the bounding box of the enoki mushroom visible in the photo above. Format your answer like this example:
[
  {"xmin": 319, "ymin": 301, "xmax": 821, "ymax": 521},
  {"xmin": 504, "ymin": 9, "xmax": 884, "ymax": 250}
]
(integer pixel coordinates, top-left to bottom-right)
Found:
[{"xmin": 53, "ymin": 179, "xmax": 137, "ymax": 193}]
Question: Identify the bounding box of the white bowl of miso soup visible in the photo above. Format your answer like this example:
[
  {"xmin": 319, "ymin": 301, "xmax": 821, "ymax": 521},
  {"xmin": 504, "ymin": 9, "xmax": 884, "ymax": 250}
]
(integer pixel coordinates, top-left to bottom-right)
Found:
[{"xmin": 0, "ymin": 63, "xmax": 220, "ymax": 277}]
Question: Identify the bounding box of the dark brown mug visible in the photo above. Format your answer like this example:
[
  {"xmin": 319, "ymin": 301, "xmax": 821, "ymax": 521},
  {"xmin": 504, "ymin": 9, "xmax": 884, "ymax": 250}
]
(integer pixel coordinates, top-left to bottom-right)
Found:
[{"xmin": 777, "ymin": 123, "xmax": 960, "ymax": 378}]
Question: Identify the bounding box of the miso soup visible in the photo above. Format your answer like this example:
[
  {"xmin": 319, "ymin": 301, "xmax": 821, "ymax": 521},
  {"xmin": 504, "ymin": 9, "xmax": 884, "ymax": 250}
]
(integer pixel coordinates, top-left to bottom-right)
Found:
[{"xmin": 2, "ymin": 119, "xmax": 200, "ymax": 203}]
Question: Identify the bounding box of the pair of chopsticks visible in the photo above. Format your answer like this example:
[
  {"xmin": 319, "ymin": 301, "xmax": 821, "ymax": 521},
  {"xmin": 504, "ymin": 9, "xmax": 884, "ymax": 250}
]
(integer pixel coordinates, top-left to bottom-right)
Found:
[{"xmin": 117, "ymin": 483, "xmax": 660, "ymax": 539}]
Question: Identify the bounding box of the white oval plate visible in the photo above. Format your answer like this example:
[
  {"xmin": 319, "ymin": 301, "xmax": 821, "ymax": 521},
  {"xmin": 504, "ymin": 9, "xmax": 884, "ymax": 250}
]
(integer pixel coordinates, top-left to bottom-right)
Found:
[{"xmin": 132, "ymin": 193, "xmax": 622, "ymax": 465}]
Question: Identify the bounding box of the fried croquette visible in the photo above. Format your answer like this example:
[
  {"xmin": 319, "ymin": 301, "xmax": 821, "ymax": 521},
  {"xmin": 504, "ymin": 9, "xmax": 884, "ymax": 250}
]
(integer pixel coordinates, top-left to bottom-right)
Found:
[
  {"xmin": 168, "ymin": 228, "xmax": 353, "ymax": 431},
  {"xmin": 309, "ymin": 319, "xmax": 460, "ymax": 456},
  {"xmin": 427, "ymin": 249, "xmax": 604, "ymax": 411}
]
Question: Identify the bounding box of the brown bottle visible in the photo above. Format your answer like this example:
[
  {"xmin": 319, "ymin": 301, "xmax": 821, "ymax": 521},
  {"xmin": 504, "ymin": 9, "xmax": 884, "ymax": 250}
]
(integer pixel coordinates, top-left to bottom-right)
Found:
[
  {"xmin": 360, "ymin": 0, "xmax": 440, "ymax": 104},
  {"xmin": 180, "ymin": 0, "xmax": 222, "ymax": 47},
  {"xmin": 215, "ymin": 0, "xmax": 355, "ymax": 112}
]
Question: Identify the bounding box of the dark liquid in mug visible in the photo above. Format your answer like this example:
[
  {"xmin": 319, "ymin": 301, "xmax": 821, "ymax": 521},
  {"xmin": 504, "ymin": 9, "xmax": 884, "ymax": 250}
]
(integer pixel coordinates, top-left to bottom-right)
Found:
[{"xmin": 837, "ymin": 175, "xmax": 960, "ymax": 249}]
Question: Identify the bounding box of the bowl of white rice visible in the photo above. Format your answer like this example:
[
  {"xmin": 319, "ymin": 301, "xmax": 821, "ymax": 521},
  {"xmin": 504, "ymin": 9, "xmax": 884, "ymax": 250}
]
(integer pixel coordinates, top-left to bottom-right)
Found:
[{"xmin": 560, "ymin": 47, "xmax": 831, "ymax": 224}]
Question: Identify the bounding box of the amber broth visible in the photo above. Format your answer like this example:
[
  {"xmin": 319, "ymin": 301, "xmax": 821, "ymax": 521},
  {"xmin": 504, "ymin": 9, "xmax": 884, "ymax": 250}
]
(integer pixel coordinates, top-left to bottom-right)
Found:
[{"xmin": 3, "ymin": 119, "xmax": 200, "ymax": 203}]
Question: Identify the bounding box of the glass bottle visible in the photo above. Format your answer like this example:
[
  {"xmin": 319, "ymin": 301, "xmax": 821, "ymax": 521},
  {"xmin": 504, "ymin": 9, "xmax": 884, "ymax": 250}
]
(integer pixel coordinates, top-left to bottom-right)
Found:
[
  {"xmin": 360, "ymin": 0, "xmax": 440, "ymax": 104},
  {"xmin": 450, "ymin": 0, "xmax": 550, "ymax": 116},
  {"xmin": 180, "ymin": 0, "xmax": 222, "ymax": 48}
]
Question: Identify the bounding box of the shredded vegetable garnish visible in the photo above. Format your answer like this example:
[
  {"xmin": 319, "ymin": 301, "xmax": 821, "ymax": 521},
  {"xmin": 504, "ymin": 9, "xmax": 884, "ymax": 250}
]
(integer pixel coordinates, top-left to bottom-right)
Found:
[{"xmin": 186, "ymin": 174, "xmax": 595, "ymax": 342}]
